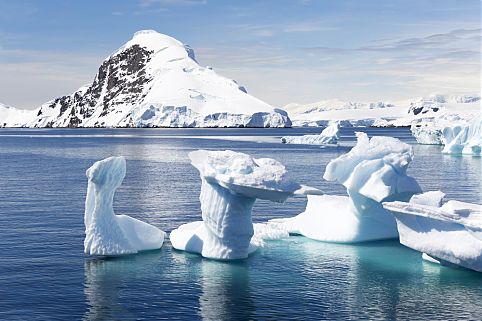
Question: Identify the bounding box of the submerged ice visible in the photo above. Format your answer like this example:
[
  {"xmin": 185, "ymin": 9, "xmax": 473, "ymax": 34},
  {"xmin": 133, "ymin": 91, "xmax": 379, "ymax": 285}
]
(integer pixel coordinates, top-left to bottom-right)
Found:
[
  {"xmin": 383, "ymin": 192, "xmax": 482, "ymax": 272},
  {"xmin": 281, "ymin": 122, "xmax": 340, "ymax": 145},
  {"xmin": 270, "ymin": 132, "xmax": 422, "ymax": 243},
  {"xmin": 170, "ymin": 150, "xmax": 318, "ymax": 260},
  {"xmin": 84, "ymin": 156, "xmax": 166, "ymax": 256}
]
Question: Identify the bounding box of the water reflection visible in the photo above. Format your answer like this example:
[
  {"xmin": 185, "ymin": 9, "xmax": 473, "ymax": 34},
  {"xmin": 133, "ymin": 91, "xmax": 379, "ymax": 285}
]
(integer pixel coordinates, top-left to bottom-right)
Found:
[
  {"xmin": 197, "ymin": 260, "xmax": 255, "ymax": 321},
  {"xmin": 83, "ymin": 251, "xmax": 165, "ymax": 321},
  {"xmin": 290, "ymin": 237, "xmax": 482, "ymax": 320}
]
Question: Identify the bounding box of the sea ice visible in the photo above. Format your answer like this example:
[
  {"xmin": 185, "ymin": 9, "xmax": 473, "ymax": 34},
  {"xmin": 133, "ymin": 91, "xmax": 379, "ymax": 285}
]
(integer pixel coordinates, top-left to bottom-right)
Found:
[
  {"xmin": 170, "ymin": 150, "xmax": 319, "ymax": 260},
  {"xmin": 84, "ymin": 156, "xmax": 166, "ymax": 256},
  {"xmin": 281, "ymin": 122, "xmax": 339, "ymax": 145},
  {"xmin": 442, "ymin": 116, "xmax": 481, "ymax": 155},
  {"xmin": 383, "ymin": 192, "xmax": 482, "ymax": 272},
  {"xmin": 270, "ymin": 132, "xmax": 422, "ymax": 242}
]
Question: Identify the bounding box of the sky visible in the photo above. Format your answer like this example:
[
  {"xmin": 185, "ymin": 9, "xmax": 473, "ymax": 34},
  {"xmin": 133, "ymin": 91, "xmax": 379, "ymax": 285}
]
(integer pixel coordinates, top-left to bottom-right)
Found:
[{"xmin": 0, "ymin": 0, "xmax": 480, "ymax": 109}]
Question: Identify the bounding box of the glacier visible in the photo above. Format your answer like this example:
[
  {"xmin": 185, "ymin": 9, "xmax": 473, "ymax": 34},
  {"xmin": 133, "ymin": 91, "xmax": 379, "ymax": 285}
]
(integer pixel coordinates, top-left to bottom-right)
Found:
[
  {"xmin": 0, "ymin": 30, "xmax": 290, "ymax": 128},
  {"xmin": 170, "ymin": 150, "xmax": 319, "ymax": 260},
  {"xmin": 269, "ymin": 132, "xmax": 422, "ymax": 243},
  {"xmin": 84, "ymin": 156, "xmax": 166, "ymax": 256},
  {"xmin": 383, "ymin": 192, "xmax": 482, "ymax": 272},
  {"xmin": 281, "ymin": 121, "xmax": 340, "ymax": 145}
]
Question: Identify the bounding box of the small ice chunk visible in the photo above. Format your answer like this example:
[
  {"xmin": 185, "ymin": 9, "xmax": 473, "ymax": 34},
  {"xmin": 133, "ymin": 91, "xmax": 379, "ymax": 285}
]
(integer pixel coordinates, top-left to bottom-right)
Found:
[
  {"xmin": 84, "ymin": 156, "xmax": 166, "ymax": 256},
  {"xmin": 410, "ymin": 191, "xmax": 445, "ymax": 207},
  {"xmin": 281, "ymin": 122, "xmax": 339, "ymax": 145}
]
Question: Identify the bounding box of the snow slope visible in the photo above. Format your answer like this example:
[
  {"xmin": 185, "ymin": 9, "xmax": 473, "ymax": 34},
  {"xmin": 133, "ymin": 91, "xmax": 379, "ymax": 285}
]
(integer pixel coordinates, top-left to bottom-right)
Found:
[
  {"xmin": 0, "ymin": 103, "xmax": 36, "ymax": 128},
  {"xmin": 1, "ymin": 30, "xmax": 290, "ymax": 128}
]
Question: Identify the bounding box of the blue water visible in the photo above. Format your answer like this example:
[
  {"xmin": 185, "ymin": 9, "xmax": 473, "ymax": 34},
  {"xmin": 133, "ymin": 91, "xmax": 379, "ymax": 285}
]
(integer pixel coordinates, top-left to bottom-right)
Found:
[{"xmin": 0, "ymin": 127, "xmax": 480, "ymax": 320}]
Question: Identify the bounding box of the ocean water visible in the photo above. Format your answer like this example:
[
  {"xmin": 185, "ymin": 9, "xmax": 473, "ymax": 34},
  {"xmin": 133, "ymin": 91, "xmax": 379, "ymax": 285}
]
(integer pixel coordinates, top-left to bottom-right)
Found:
[{"xmin": 0, "ymin": 127, "xmax": 480, "ymax": 320}]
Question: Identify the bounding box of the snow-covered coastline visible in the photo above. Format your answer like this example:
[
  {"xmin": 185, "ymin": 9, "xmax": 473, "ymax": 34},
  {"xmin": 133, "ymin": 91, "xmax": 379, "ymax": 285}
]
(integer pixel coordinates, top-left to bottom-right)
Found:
[{"xmin": 285, "ymin": 94, "xmax": 480, "ymax": 128}]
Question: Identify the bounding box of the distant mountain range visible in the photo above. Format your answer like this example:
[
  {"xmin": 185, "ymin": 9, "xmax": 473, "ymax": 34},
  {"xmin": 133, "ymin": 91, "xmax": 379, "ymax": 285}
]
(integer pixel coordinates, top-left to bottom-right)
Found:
[
  {"xmin": 0, "ymin": 30, "xmax": 290, "ymax": 128},
  {"xmin": 1, "ymin": 31, "xmax": 479, "ymax": 128},
  {"xmin": 284, "ymin": 94, "xmax": 480, "ymax": 127}
]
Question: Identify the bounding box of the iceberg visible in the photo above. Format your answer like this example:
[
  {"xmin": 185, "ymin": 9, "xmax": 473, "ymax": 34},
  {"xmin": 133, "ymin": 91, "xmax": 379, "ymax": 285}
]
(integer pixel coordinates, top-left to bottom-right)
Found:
[
  {"xmin": 281, "ymin": 122, "xmax": 340, "ymax": 145},
  {"xmin": 84, "ymin": 156, "xmax": 166, "ymax": 256},
  {"xmin": 383, "ymin": 192, "xmax": 482, "ymax": 272},
  {"xmin": 442, "ymin": 116, "xmax": 482, "ymax": 155},
  {"xmin": 410, "ymin": 121, "xmax": 443, "ymax": 145},
  {"xmin": 270, "ymin": 132, "xmax": 422, "ymax": 243},
  {"xmin": 170, "ymin": 150, "xmax": 319, "ymax": 260}
]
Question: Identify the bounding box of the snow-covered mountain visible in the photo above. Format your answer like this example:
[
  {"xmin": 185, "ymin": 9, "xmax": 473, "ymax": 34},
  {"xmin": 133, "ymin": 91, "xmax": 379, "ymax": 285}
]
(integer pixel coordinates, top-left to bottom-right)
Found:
[
  {"xmin": 0, "ymin": 103, "xmax": 36, "ymax": 127},
  {"xmin": 1, "ymin": 30, "xmax": 291, "ymax": 128},
  {"xmin": 285, "ymin": 94, "xmax": 480, "ymax": 127}
]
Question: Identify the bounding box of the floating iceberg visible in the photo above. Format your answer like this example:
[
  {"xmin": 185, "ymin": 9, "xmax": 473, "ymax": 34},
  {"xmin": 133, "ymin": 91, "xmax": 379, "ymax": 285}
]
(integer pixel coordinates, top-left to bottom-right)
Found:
[
  {"xmin": 84, "ymin": 156, "xmax": 166, "ymax": 256},
  {"xmin": 170, "ymin": 150, "xmax": 319, "ymax": 260},
  {"xmin": 383, "ymin": 192, "xmax": 482, "ymax": 272},
  {"xmin": 410, "ymin": 121, "xmax": 443, "ymax": 145},
  {"xmin": 442, "ymin": 116, "xmax": 481, "ymax": 155},
  {"xmin": 281, "ymin": 122, "xmax": 339, "ymax": 145},
  {"xmin": 270, "ymin": 132, "xmax": 422, "ymax": 242}
]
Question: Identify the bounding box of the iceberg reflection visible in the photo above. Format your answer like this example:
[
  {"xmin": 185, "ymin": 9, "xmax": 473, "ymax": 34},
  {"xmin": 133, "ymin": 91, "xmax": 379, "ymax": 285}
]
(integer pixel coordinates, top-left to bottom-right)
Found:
[{"xmin": 198, "ymin": 260, "xmax": 255, "ymax": 321}]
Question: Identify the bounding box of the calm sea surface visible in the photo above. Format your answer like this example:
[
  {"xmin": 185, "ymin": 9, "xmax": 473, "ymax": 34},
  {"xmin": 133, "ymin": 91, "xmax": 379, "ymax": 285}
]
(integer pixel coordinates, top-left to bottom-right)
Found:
[{"xmin": 0, "ymin": 127, "xmax": 480, "ymax": 320}]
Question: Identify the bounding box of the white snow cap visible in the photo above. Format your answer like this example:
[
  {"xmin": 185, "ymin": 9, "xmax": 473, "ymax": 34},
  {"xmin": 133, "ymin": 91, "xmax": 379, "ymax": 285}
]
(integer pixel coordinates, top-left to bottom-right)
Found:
[
  {"xmin": 189, "ymin": 150, "xmax": 300, "ymax": 192},
  {"xmin": 84, "ymin": 156, "xmax": 165, "ymax": 256},
  {"xmin": 324, "ymin": 132, "xmax": 421, "ymax": 202},
  {"xmin": 114, "ymin": 29, "xmax": 196, "ymax": 62}
]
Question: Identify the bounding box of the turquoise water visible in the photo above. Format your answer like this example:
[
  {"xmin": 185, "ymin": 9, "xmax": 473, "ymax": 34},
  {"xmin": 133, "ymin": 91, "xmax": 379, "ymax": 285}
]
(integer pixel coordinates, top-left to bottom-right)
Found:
[{"xmin": 0, "ymin": 127, "xmax": 480, "ymax": 320}]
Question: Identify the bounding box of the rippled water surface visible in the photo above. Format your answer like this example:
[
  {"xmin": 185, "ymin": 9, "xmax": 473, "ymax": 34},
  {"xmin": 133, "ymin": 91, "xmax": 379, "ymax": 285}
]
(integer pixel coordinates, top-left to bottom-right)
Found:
[{"xmin": 0, "ymin": 127, "xmax": 480, "ymax": 320}]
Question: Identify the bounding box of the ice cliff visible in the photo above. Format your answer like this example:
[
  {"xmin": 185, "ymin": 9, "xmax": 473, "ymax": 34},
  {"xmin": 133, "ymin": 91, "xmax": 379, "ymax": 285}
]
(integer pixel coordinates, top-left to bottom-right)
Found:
[
  {"xmin": 383, "ymin": 192, "xmax": 482, "ymax": 272},
  {"xmin": 442, "ymin": 116, "xmax": 481, "ymax": 155},
  {"xmin": 270, "ymin": 132, "xmax": 422, "ymax": 243},
  {"xmin": 170, "ymin": 150, "xmax": 319, "ymax": 260},
  {"xmin": 84, "ymin": 156, "xmax": 166, "ymax": 256}
]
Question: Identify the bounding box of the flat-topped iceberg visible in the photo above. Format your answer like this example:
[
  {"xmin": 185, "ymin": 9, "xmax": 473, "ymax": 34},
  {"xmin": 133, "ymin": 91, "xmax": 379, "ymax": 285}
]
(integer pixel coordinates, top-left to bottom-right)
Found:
[
  {"xmin": 270, "ymin": 132, "xmax": 422, "ymax": 242},
  {"xmin": 442, "ymin": 116, "xmax": 481, "ymax": 155},
  {"xmin": 84, "ymin": 156, "xmax": 166, "ymax": 256},
  {"xmin": 281, "ymin": 122, "xmax": 339, "ymax": 145},
  {"xmin": 383, "ymin": 192, "xmax": 482, "ymax": 272},
  {"xmin": 170, "ymin": 150, "xmax": 319, "ymax": 260}
]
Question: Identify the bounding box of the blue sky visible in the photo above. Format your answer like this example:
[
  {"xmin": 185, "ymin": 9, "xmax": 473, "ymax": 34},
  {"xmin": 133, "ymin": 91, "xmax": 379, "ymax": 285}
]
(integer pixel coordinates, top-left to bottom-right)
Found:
[{"xmin": 0, "ymin": 0, "xmax": 480, "ymax": 109}]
